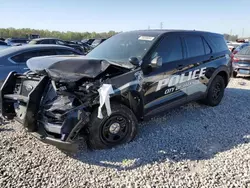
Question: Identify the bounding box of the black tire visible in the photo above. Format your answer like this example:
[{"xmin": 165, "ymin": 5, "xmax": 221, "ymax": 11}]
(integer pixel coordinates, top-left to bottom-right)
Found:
[
  {"xmin": 203, "ymin": 75, "xmax": 225, "ymax": 106},
  {"xmin": 232, "ymin": 71, "xmax": 237, "ymax": 78},
  {"xmin": 86, "ymin": 102, "xmax": 138, "ymax": 150}
]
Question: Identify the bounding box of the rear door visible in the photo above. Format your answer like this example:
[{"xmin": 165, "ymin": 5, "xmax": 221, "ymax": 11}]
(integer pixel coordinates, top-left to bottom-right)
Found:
[
  {"xmin": 181, "ymin": 34, "xmax": 211, "ymax": 100},
  {"xmin": 143, "ymin": 34, "xmax": 188, "ymax": 115}
]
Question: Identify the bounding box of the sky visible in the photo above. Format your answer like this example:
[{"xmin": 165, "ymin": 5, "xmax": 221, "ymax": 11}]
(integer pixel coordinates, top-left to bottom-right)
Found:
[{"xmin": 0, "ymin": 0, "xmax": 249, "ymax": 36}]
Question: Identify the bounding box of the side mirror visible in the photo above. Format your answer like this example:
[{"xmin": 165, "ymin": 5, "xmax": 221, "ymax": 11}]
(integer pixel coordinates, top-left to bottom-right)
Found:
[
  {"xmin": 129, "ymin": 57, "xmax": 140, "ymax": 66},
  {"xmin": 150, "ymin": 56, "xmax": 162, "ymax": 68}
]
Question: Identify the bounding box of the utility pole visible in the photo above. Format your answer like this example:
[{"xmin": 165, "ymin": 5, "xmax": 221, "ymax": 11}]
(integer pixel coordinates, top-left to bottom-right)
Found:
[
  {"xmin": 160, "ymin": 22, "xmax": 163, "ymax": 29},
  {"xmin": 148, "ymin": 25, "xmax": 150, "ymax": 30},
  {"xmin": 242, "ymin": 28, "xmax": 244, "ymax": 37}
]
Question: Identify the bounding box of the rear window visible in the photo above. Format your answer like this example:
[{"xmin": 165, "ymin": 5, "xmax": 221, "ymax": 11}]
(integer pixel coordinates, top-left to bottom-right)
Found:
[
  {"xmin": 184, "ymin": 35, "xmax": 205, "ymax": 58},
  {"xmin": 207, "ymin": 35, "xmax": 228, "ymax": 52},
  {"xmin": 238, "ymin": 47, "xmax": 250, "ymax": 55}
]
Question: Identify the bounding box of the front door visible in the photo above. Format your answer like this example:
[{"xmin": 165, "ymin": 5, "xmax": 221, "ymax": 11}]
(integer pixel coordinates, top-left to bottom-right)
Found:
[{"xmin": 142, "ymin": 34, "xmax": 188, "ymax": 115}]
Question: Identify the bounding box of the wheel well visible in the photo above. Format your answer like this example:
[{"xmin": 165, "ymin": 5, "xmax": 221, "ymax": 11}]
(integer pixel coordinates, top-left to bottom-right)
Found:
[
  {"xmin": 217, "ymin": 71, "xmax": 229, "ymax": 87},
  {"xmin": 110, "ymin": 92, "xmax": 144, "ymax": 120}
]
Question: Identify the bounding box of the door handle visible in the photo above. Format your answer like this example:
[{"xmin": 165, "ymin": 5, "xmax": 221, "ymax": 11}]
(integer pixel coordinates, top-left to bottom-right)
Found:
[
  {"xmin": 23, "ymin": 68, "xmax": 29, "ymax": 70},
  {"xmin": 177, "ymin": 64, "xmax": 184, "ymax": 70}
]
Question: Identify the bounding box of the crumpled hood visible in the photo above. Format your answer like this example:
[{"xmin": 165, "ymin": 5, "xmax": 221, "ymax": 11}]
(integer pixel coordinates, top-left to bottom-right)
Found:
[{"xmin": 27, "ymin": 55, "xmax": 133, "ymax": 82}]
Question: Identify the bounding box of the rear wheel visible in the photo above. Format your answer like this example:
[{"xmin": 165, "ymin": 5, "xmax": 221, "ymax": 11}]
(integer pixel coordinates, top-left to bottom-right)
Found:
[
  {"xmin": 202, "ymin": 75, "xmax": 225, "ymax": 106},
  {"xmin": 86, "ymin": 102, "xmax": 138, "ymax": 150}
]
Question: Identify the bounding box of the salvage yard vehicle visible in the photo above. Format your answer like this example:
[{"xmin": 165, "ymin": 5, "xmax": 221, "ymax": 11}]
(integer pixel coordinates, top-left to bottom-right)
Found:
[
  {"xmin": 5, "ymin": 38, "xmax": 29, "ymax": 46},
  {"xmin": 29, "ymin": 38, "xmax": 87, "ymax": 54},
  {"xmin": 232, "ymin": 46, "xmax": 250, "ymax": 77},
  {"xmin": 0, "ymin": 44, "xmax": 82, "ymax": 82},
  {"xmin": 1, "ymin": 30, "xmax": 232, "ymax": 151}
]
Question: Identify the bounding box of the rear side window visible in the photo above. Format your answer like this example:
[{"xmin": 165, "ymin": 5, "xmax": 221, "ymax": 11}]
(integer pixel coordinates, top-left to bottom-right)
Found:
[
  {"xmin": 207, "ymin": 35, "xmax": 228, "ymax": 52},
  {"xmin": 11, "ymin": 49, "xmax": 57, "ymax": 63},
  {"xmin": 151, "ymin": 36, "xmax": 183, "ymax": 63},
  {"xmin": 56, "ymin": 49, "xmax": 80, "ymax": 55},
  {"xmin": 40, "ymin": 40, "xmax": 50, "ymax": 44},
  {"xmin": 203, "ymin": 39, "xmax": 212, "ymax": 54},
  {"xmin": 38, "ymin": 49, "xmax": 56, "ymax": 56},
  {"xmin": 11, "ymin": 51, "xmax": 39, "ymax": 63},
  {"xmin": 184, "ymin": 35, "xmax": 205, "ymax": 58}
]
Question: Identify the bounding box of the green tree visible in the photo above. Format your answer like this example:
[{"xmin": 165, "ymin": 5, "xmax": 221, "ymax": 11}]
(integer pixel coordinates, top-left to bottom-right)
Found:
[{"xmin": 0, "ymin": 28, "xmax": 118, "ymax": 41}]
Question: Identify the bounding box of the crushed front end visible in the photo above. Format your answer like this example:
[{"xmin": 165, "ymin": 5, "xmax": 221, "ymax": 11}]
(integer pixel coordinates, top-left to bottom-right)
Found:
[{"xmin": 1, "ymin": 71, "xmax": 100, "ymax": 152}]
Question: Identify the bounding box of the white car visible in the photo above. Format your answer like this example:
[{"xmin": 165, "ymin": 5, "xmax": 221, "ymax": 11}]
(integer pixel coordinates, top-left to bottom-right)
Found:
[{"xmin": 227, "ymin": 42, "xmax": 242, "ymax": 52}]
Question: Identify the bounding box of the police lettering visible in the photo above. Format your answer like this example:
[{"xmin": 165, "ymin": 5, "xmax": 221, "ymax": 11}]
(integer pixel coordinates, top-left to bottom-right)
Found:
[{"xmin": 156, "ymin": 67, "xmax": 206, "ymax": 91}]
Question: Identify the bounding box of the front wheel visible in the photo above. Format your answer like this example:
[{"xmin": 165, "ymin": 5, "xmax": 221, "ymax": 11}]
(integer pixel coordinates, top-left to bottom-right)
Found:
[
  {"xmin": 202, "ymin": 75, "xmax": 225, "ymax": 106},
  {"xmin": 86, "ymin": 102, "xmax": 138, "ymax": 150}
]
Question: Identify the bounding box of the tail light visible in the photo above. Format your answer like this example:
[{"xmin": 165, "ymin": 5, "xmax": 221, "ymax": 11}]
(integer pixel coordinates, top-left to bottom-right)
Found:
[{"xmin": 233, "ymin": 57, "xmax": 239, "ymax": 63}]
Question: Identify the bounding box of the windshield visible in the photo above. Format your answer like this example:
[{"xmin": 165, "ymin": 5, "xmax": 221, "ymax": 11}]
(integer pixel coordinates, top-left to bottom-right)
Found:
[{"xmin": 87, "ymin": 32, "xmax": 157, "ymax": 63}]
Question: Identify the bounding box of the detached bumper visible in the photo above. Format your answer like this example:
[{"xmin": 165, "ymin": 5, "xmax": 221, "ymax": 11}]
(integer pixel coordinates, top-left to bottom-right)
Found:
[{"xmin": 31, "ymin": 132, "xmax": 78, "ymax": 152}]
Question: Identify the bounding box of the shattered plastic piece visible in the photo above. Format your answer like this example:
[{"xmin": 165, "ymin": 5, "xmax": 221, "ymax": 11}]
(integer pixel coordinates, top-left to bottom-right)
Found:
[{"xmin": 98, "ymin": 84, "xmax": 114, "ymax": 119}]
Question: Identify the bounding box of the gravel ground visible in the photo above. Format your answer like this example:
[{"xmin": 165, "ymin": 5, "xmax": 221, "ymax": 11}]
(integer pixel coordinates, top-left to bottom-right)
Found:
[{"xmin": 1, "ymin": 77, "xmax": 250, "ymax": 188}]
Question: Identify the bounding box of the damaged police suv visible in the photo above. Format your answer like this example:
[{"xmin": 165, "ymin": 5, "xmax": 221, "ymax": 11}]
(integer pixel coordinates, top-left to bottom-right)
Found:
[{"xmin": 1, "ymin": 30, "xmax": 232, "ymax": 151}]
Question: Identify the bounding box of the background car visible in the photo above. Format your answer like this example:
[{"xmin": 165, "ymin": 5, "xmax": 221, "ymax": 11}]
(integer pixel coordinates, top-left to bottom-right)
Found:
[
  {"xmin": 0, "ymin": 44, "xmax": 82, "ymax": 82},
  {"xmin": 28, "ymin": 38, "xmax": 86, "ymax": 54},
  {"xmin": 232, "ymin": 46, "xmax": 250, "ymax": 77},
  {"xmin": 0, "ymin": 41, "xmax": 9, "ymax": 50},
  {"xmin": 81, "ymin": 38, "xmax": 95, "ymax": 45},
  {"xmin": 5, "ymin": 38, "xmax": 29, "ymax": 46},
  {"xmin": 90, "ymin": 38, "xmax": 106, "ymax": 49},
  {"xmin": 232, "ymin": 42, "xmax": 250, "ymax": 55}
]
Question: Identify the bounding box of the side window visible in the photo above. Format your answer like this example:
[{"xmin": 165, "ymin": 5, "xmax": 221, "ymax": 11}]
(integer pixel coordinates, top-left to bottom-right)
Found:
[
  {"xmin": 40, "ymin": 40, "xmax": 50, "ymax": 44},
  {"xmin": 0, "ymin": 41, "xmax": 7, "ymax": 45},
  {"xmin": 207, "ymin": 35, "xmax": 228, "ymax": 52},
  {"xmin": 11, "ymin": 51, "xmax": 39, "ymax": 63},
  {"xmin": 184, "ymin": 35, "xmax": 205, "ymax": 58},
  {"xmin": 50, "ymin": 40, "xmax": 57, "ymax": 44},
  {"xmin": 38, "ymin": 50, "xmax": 56, "ymax": 56},
  {"xmin": 203, "ymin": 39, "xmax": 212, "ymax": 54},
  {"xmin": 56, "ymin": 49, "xmax": 80, "ymax": 55},
  {"xmin": 151, "ymin": 36, "xmax": 183, "ymax": 63}
]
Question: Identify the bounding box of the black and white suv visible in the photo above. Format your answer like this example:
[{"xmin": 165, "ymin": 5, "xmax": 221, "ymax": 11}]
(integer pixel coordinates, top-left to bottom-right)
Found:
[{"xmin": 1, "ymin": 30, "xmax": 232, "ymax": 151}]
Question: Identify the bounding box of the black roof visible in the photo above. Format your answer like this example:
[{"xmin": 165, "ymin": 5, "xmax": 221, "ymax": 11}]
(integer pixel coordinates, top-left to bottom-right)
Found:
[{"xmin": 123, "ymin": 29, "xmax": 222, "ymax": 37}]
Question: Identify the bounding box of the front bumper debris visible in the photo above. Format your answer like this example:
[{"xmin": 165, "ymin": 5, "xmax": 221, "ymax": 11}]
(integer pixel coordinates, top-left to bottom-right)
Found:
[{"xmin": 1, "ymin": 72, "xmax": 89, "ymax": 152}]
